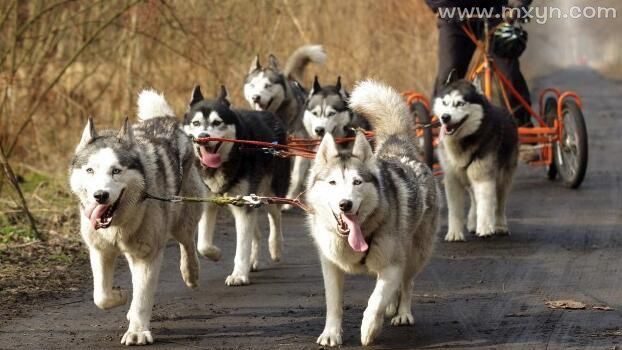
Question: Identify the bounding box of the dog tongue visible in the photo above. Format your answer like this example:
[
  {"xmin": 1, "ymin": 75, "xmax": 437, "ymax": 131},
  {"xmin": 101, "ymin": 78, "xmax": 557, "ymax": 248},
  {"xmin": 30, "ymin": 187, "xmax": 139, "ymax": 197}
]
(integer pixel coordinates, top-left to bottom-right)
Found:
[
  {"xmin": 86, "ymin": 204, "xmax": 109, "ymax": 230},
  {"xmin": 342, "ymin": 214, "xmax": 368, "ymax": 252},
  {"xmin": 199, "ymin": 146, "xmax": 222, "ymax": 168}
]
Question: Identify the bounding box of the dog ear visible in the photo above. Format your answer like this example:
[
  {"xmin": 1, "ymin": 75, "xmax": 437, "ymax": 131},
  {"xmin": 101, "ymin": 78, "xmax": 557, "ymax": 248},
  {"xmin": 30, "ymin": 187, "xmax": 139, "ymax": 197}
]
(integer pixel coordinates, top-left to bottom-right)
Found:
[
  {"xmin": 444, "ymin": 69, "xmax": 459, "ymax": 86},
  {"xmin": 268, "ymin": 54, "xmax": 279, "ymax": 70},
  {"xmin": 249, "ymin": 55, "xmax": 261, "ymax": 73},
  {"xmin": 310, "ymin": 76, "xmax": 321, "ymax": 95},
  {"xmin": 117, "ymin": 117, "xmax": 134, "ymax": 143},
  {"xmin": 336, "ymin": 76, "xmax": 347, "ymax": 98},
  {"xmin": 218, "ymin": 85, "xmax": 231, "ymax": 107},
  {"xmin": 352, "ymin": 131, "xmax": 374, "ymax": 166},
  {"xmin": 190, "ymin": 85, "xmax": 204, "ymax": 107},
  {"xmin": 315, "ymin": 133, "xmax": 339, "ymax": 165},
  {"xmin": 473, "ymin": 80, "xmax": 484, "ymax": 96},
  {"xmin": 76, "ymin": 117, "xmax": 97, "ymax": 152}
]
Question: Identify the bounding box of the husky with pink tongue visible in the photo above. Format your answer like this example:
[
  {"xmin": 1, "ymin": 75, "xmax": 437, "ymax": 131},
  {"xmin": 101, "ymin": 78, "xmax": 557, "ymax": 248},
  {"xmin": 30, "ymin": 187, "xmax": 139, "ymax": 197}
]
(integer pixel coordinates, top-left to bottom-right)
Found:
[
  {"xmin": 183, "ymin": 85, "xmax": 291, "ymax": 287},
  {"xmin": 306, "ymin": 80, "xmax": 440, "ymax": 347},
  {"xmin": 69, "ymin": 90, "xmax": 206, "ymax": 346}
]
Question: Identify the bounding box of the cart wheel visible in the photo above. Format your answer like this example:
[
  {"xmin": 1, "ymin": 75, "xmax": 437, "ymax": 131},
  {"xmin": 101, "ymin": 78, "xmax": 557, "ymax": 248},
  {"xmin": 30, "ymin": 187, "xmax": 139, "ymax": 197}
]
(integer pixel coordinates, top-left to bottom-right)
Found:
[
  {"xmin": 411, "ymin": 101, "xmax": 434, "ymax": 168},
  {"xmin": 554, "ymin": 100, "xmax": 588, "ymax": 188},
  {"xmin": 543, "ymin": 97, "xmax": 558, "ymax": 180}
]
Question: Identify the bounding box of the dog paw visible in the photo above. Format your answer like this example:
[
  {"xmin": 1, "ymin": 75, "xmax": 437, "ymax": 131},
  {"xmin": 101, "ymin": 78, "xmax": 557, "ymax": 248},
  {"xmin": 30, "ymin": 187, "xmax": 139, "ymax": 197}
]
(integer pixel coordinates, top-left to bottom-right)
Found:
[
  {"xmin": 476, "ymin": 223, "xmax": 495, "ymax": 238},
  {"xmin": 94, "ymin": 288, "xmax": 128, "ymax": 310},
  {"xmin": 391, "ymin": 312, "xmax": 414, "ymax": 326},
  {"xmin": 385, "ymin": 300, "xmax": 398, "ymax": 318},
  {"xmin": 269, "ymin": 240, "xmax": 282, "ymax": 262},
  {"xmin": 199, "ymin": 245, "xmax": 222, "ymax": 262},
  {"xmin": 121, "ymin": 330, "xmax": 153, "ymax": 346},
  {"xmin": 250, "ymin": 260, "xmax": 259, "ymax": 272},
  {"xmin": 476, "ymin": 229, "xmax": 495, "ymax": 238},
  {"xmin": 317, "ymin": 328, "xmax": 342, "ymax": 347},
  {"xmin": 225, "ymin": 274, "xmax": 250, "ymax": 286},
  {"xmin": 444, "ymin": 230, "xmax": 465, "ymax": 242},
  {"xmin": 361, "ymin": 313, "xmax": 383, "ymax": 346}
]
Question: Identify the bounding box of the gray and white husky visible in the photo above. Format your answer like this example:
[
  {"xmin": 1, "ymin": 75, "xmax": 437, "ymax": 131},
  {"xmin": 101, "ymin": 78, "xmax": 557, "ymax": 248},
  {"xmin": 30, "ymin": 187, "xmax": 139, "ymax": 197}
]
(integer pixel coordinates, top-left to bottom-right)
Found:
[
  {"xmin": 433, "ymin": 77, "xmax": 518, "ymax": 242},
  {"xmin": 306, "ymin": 80, "xmax": 439, "ymax": 346},
  {"xmin": 183, "ymin": 85, "xmax": 290, "ymax": 286},
  {"xmin": 303, "ymin": 76, "xmax": 370, "ymax": 139},
  {"xmin": 69, "ymin": 90, "xmax": 205, "ymax": 345},
  {"xmin": 244, "ymin": 45, "xmax": 326, "ymax": 205}
]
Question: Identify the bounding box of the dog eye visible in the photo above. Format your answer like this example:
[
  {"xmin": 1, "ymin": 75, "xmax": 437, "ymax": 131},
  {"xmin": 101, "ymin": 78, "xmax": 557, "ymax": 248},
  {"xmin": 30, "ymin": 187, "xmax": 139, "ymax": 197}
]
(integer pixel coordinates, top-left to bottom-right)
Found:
[
  {"xmin": 443, "ymin": 100, "xmax": 449, "ymax": 106},
  {"xmin": 112, "ymin": 168, "xmax": 122, "ymax": 175},
  {"xmin": 353, "ymin": 179, "xmax": 362, "ymax": 186},
  {"xmin": 312, "ymin": 111, "xmax": 319, "ymax": 116},
  {"xmin": 192, "ymin": 121, "xmax": 200, "ymax": 127},
  {"xmin": 265, "ymin": 83, "xmax": 272, "ymax": 89},
  {"xmin": 328, "ymin": 180, "xmax": 336, "ymax": 185},
  {"xmin": 456, "ymin": 101, "xmax": 465, "ymax": 107},
  {"xmin": 327, "ymin": 111, "xmax": 336, "ymax": 117},
  {"xmin": 212, "ymin": 120, "xmax": 222, "ymax": 127},
  {"xmin": 86, "ymin": 168, "xmax": 94, "ymax": 174}
]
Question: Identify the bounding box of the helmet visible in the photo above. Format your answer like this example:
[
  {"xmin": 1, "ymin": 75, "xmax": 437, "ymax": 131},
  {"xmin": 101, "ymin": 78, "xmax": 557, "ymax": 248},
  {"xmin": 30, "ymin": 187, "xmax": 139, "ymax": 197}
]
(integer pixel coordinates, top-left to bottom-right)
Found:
[{"xmin": 492, "ymin": 22, "xmax": 528, "ymax": 58}]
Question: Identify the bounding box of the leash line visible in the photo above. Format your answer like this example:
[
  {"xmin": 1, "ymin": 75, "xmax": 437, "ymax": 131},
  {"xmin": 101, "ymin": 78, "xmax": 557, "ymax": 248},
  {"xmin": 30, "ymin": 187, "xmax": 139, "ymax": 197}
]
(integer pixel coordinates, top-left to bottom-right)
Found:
[{"xmin": 144, "ymin": 192, "xmax": 312, "ymax": 212}]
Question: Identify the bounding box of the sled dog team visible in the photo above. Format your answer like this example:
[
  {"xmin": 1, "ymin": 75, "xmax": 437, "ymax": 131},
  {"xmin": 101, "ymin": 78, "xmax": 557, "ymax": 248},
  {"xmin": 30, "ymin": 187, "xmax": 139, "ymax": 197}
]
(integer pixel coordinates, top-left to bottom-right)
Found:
[{"xmin": 69, "ymin": 45, "xmax": 518, "ymax": 346}]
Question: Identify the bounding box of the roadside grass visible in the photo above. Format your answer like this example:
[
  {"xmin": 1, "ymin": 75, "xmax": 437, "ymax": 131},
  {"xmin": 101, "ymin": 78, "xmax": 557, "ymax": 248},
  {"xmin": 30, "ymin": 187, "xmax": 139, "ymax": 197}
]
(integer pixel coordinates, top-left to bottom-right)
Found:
[{"xmin": 0, "ymin": 166, "xmax": 88, "ymax": 319}]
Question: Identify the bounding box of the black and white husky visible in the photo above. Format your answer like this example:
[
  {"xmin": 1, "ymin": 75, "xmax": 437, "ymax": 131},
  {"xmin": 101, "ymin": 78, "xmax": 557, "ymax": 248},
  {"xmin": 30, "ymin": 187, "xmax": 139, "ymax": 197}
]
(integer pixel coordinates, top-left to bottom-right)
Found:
[
  {"xmin": 303, "ymin": 76, "xmax": 370, "ymax": 139},
  {"xmin": 244, "ymin": 45, "xmax": 326, "ymax": 204},
  {"xmin": 183, "ymin": 85, "xmax": 291, "ymax": 286},
  {"xmin": 70, "ymin": 91, "xmax": 205, "ymax": 345},
  {"xmin": 306, "ymin": 80, "xmax": 439, "ymax": 346},
  {"xmin": 433, "ymin": 77, "xmax": 519, "ymax": 242}
]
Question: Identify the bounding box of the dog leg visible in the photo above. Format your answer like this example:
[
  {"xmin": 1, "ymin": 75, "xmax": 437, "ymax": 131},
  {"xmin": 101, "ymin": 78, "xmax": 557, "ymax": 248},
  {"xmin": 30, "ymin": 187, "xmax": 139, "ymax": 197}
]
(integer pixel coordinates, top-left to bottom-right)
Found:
[
  {"xmin": 283, "ymin": 157, "xmax": 309, "ymax": 211},
  {"xmin": 361, "ymin": 266, "xmax": 401, "ymax": 346},
  {"xmin": 317, "ymin": 255, "xmax": 345, "ymax": 347},
  {"xmin": 178, "ymin": 236, "xmax": 200, "ymax": 289},
  {"xmin": 250, "ymin": 225, "xmax": 260, "ymax": 272},
  {"xmin": 391, "ymin": 277, "xmax": 415, "ymax": 326},
  {"xmin": 267, "ymin": 204, "xmax": 283, "ymax": 262},
  {"xmin": 90, "ymin": 247, "xmax": 127, "ymax": 310},
  {"xmin": 444, "ymin": 173, "xmax": 466, "ymax": 242},
  {"xmin": 473, "ymin": 180, "xmax": 497, "ymax": 237},
  {"xmin": 197, "ymin": 202, "xmax": 221, "ymax": 261},
  {"xmin": 466, "ymin": 187, "xmax": 477, "ymax": 234},
  {"xmin": 495, "ymin": 179, "xmax": 512, "ymax": 235},
  {"xmin": 225, "ymin": 206, "xmax": 255, "ymax": 286},
  {"xmin": 121, "ymin": 250, "xmax": 164, "ymax": 346}
]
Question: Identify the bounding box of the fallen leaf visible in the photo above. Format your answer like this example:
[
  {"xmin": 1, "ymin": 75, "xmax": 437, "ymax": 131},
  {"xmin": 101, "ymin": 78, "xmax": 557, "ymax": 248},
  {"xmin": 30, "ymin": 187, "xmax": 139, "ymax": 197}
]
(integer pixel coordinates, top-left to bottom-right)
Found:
[
  {"xmin": 593, "ymin": 305, "xmax": 614, "ymax": 311},
  {"xmin": 545, "ymin": 300, "xmax": 586, "ymax": 310}
]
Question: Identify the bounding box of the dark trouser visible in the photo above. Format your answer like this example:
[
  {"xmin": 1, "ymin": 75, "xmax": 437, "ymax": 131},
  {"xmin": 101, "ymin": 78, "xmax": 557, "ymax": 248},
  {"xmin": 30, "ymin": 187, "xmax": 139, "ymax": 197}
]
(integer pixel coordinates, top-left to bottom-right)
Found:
[{"xmin": 433, "ymin": 19, "xmax": 532, "ymax": 125}]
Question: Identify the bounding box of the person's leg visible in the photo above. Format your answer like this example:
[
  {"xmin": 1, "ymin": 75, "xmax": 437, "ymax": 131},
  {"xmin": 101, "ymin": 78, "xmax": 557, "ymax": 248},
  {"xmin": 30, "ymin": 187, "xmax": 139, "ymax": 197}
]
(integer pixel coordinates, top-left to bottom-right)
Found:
[
  {"xmin": 493, "ymin": 56, "xmax": 532, "ymax": 125},
  {"xmin": 434, "ymin": 19, "xmax": 477, "ymax": 95}
]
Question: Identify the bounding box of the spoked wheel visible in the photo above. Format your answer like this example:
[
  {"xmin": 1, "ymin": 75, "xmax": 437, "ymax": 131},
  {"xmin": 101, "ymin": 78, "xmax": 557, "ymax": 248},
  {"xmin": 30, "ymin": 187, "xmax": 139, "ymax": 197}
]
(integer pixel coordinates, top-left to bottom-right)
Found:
[
  {"xmin": 411, "ymin": 101, "xmax": 434, "ymax": 169},
  {"xmin": 554, "ymin": 100, "xmax": 588, "ymax": 188},
  {"xmin": 543, "ymin": 97, "xmax": 558, "ymax": 180}
]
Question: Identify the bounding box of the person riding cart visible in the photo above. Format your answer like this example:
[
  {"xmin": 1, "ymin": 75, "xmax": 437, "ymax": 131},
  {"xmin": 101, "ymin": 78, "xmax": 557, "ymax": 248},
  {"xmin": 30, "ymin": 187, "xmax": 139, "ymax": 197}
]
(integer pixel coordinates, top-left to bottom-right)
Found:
[{"xmin": 427, "ymin": 0, "xmax": 532, "ymax": 126}]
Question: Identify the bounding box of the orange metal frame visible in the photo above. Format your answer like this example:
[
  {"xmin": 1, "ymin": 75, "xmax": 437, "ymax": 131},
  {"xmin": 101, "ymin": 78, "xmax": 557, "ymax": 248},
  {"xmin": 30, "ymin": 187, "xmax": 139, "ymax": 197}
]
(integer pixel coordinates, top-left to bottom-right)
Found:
[{"xmin": 460, "ymin": 23, "xmax": 584, "ymax": 167}]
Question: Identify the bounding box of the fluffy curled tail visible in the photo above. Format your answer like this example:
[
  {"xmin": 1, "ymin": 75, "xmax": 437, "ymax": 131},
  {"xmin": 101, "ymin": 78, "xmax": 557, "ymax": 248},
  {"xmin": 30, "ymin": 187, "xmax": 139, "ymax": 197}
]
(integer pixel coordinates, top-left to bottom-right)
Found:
[
  {"xmin": 137, "ymin": 89, "xmax": 175, "ymax": 121},
  {"xmin": 283, "ymin": 45, "xmax": 326, "ymax": 82},
  {"xmin": 348, "ymin": 80, "xmax": 414, "ymax": 146}
]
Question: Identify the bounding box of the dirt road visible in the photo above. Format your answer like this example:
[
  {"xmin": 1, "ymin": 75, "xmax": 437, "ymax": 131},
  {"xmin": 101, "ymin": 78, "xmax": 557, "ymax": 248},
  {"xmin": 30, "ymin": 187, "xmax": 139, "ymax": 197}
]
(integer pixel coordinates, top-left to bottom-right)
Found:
[{"xmin": 1, "ymin": 69, "xmax": 621, "ymax": 350}]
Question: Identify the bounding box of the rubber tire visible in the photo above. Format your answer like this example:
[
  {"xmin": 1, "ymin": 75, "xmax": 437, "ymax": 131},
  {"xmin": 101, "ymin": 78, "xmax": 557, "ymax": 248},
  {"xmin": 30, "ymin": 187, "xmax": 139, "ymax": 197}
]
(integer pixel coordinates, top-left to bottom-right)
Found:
[
  {"xmin": 555, "ymin": 100, "xmax": 588, "ymax": 188},
  {"xmin": 543, "ymin": 97, "xmax": 558, "ymax": 180},
  {"xmin": 411, "ymin": 102, "xmax": 434, "ymax": 169}
]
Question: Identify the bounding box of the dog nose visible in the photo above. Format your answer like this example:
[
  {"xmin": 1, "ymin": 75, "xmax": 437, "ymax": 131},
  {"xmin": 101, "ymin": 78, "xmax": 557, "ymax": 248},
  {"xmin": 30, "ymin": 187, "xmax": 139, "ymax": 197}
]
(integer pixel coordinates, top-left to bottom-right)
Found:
[
  {"xmin": 252, "ymin": 95, "xmax": 261, "ymax": 103},
  {"xmin": 315, "ymin": 127, "xmax": 325, "ymax": 137},
  {"xmin": 441, "ymin": 114, "xmax": 451, "ymax": 124},
  {"xmin": 339, "ymin": 199, "xmax": 353, "ymax": 212},
  {"xmin": 197, "ymin": 132, "xmax": 210, "ymax": 139},
  {"xmin": 93, "ymin": 190, "xmax": 109, "ymax": 204}
]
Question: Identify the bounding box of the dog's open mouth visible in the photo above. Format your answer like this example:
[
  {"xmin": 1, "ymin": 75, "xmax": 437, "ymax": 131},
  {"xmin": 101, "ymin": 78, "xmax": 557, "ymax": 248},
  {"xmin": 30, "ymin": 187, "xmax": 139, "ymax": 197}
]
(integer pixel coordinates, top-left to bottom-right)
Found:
[
  {"xmin": 198, "ymin": 142, "xmax": 222, "ymax": 168},
  {"xmin": 443, "ymin": 115, "xmax": 469, "ymax": 136},
  {"xmin": 254, "ymin": 97, "xmax": 273, "ymax": 111},
  {"xmin": 85, "ymin": 190, "xmax": 124, "ymax": 230},
  {"xmin": 332, "ymin": 210, "xmax": 368, "ymax": 252}
]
